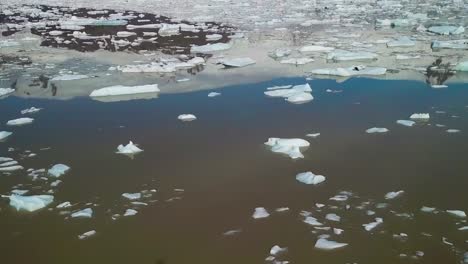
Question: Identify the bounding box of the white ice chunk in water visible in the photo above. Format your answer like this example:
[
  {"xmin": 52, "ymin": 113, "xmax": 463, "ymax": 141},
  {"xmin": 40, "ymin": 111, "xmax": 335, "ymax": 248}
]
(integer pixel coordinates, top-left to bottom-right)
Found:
[
  {"xmin": 48, "ymin": 164, "xmax": 70, "ymax": 177},
  {"xmin": 303, "ymin": 216, "xmax": 323, "ymax": 226},
  {"xmin": 446, "ymin": 129, "xmax": 461, "ymax": 133},
  {"xmin": 9, "ymin": 194, "xmax": 54, "ymax": 212},
  {"xmin": 314, "ymin": 238, "xmax": 348, "ymax": 250},
  {"xmin": 427, "ymin": 26, "xmax": 464, "ymax": 35},
  {"xmin": 219, "ymin": 57, "xmax": 256, "ymax": 68},
  {"xmin": 56, "ymin": 201, "xmax": 72, "ymax": 209},
  {"xmin": 387, "ymin": 37, "xmax": 415, "ymax": 47},
  {"xmin": 396, "ymin": 120, "xmax": 415, "ymax": 127},
  {"xmin": 410, "ymin": 113, "xmax": 430, "ymax": 120},
  {"xmin": 299, "ymin": 45, "xmax": 335, "ymax": 52},
  {"xmin": 0, "ymin": 165, "xmax": 24, "ymax": 172},
  {"xmin": 385, "ymin": 190, "xmax": 404, "ymax": 200},
  {"xmin": 78, "ymin": 230, "xmax": 96, "ymax": 240},
  {"xmin": 122, "ymin": 192, "xmax": 142, "ymax": 200},
  {"xmin": 0, "ymin": 88, "xmax": 15, "ymax": 97},
  {"xmin": 325, "ymin": 213, "xmax": 341, "ymax": 222},
  {"xmin": 191, "ymin": 43, "xmax": 231, "ymax": 53},
  {"xmin": 71, "ymin": 208, "xmax": 93, "ymax": 218},
  {"xmin": 366, "ymin": 127, "xmax": 389, "ymax": 133},
  {"xmin": 90, "ymin": 84, "xmax": 159, "ymax": 97},
  {"xmin": 124, "ymin": 209, "xmax": 138, "ymax": 216},
  {"xmin": 252, "ymin": 207, "xmax": 270, "ymax": 219},
  {"xmin": 265, "ymin": 138, "xmax": 310, "ymax": 159},
  {"xmin": 178, "ymin": 114, "xmax": 197, "ymax": 121},
  {"xmin": 208, "ymin": 92, "xmax": 221, "ymax": 97},
  {"xmin": 21, "ymin": 107, "xmax": 42, "ymax": 115},
  {"xmin": 280, "ymin": 57, "xmax": 314, "ymax": 65},
  {"xmin": 0, "ymin": 131, "xmax": 13, "ymax": 141},
  {"xmin": 420, "ymin": 206, "xmax": 436, "ymax": 213},
  {"xmin": 270, "ymin": 245, "xmax": 287, "ymax": 256},
  {"xmin": 116, "ymin": 141, "xmax": 143, "ymax": 155},
  {"xmin": 264, "ymin": 83, "xmax": 313, "ymax": 104},
  {"xmin": 334, "ymin": 228, "xmax": 344, "ymax": 235},
  {"xmin": 51, "ymin": 75, "xmax": 89, "ymax": 81},
  {"xmin": 363, "ymin": 218, "xmax": 383, "ymax": 231},
  {"xmin": 296, "ymin": 171, "xmax": 326, "ymax": 185},
  {"xmin": 327, "ymin": 50, "xmax": 378, "ymax": 62},
  {"xmin": 306, "ymin": 133, "xmax": 320, "ymax": 138},
  {"xmin": 6, "ymin": 117, "xmax": 34, "ymax": 126},
  {"xmin": 310, "ymin": 66, "xmax": 386, "ymax": 77},
  {"xmin": 446, "ymin": 210, "xmax": 466, "ymax": 218}
]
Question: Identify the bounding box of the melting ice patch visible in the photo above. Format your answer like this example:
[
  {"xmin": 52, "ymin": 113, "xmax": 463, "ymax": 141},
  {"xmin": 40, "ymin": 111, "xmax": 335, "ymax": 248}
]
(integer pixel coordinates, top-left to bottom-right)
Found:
[
  {"xmin": 314, "ymin": 238, "xmax": 348, "ymax": 250},
  {"xmin": 270, "ymin": 245, "xmax": 287, "ymax": 256},
  {"xmin": 446, "ymin": 210, "xmax": 466, "ymax": 218},
  {"xmin": 51, "ymin": 74, "xmax": 89, "ymax": 81},
  {"xmin": 396, "ymin": 120, "xmax": 415, "ymax": 127},
  {"xmin": 191, "ymin": 43, "xmax": 231, "ymax": 53},
  {"xmin": 0, "ymin": 88, "xmax": 15, "ymax": 97},
  {"xmin": 78, "ymin": 230, "xmax": 96, "ymax": 240},
  {"xmin": 410, "ymin": 113, "xmax": 430, "ymax": 120},
  {"xmin": 48, "ymin": 164, "xmax": 70, "ymax": 177},
  {"xmin": 124, "ymin": 209, "xmax": 138, "ymax": 216},
  {"xmin": 265, "ymin": 138, "xmax": 310, "ymax": 159},
  {"xmin": 385, "ymin": 190, "xmax": 404, "ymax": 200},
  {"xmin": 310, "ymin": 66, "xmax": 386, "ymax": 77},
  {"xmin": 296, "ymin": 171, "xmax": 326, "ymax": 185},
  {"xmin": 6, "ymin": 117, "xmax": 34, "ymax": 126},
  {"xmin": 264, "ymin": 83, "xmax": 313, "ymax": 104},
  {"xmin": 90, "ymin": 84, "xmax": 159, "ymax": 97},
  {"xmin": 116, "ymin": 141, "xmax": 143, "ymax": 155},
  {"xmin": 178, "ymin": 114, "xmax": 197, "ymax": 121},
  {"xmin": 122, "ymin": 192, "xmax": 142, "ymax": 200},
  {"xmin": 366, "ymin": 127, "xmax": 389, "ymax": 134},
  {"xmin": 363, "ymin": 218, "xmax": 383, "ymax": 231},
  {"xmin": 0, "ymin": 131, "xmax": 13, "ymax": 141},
  {"xmin": 252, "ymin": 207, "xmax": 270, "ymax": 219},
  {"xmin": 21, "ymin": 107, "xmax": 42, "ymax": 115},
  {"xmin": 71, "ymin": 208, "xmax": 93, "ymax": 218},
  {"xmin": 8, "ymin": 194, "xmax": 54, "ymax": 212},
  {"xmin": 208, "ymin": 92, "xmax": 221, "ymax": 97},
  {"xmin": 219, "ymin": 57, "xmax": 256, "ymax": 68}
]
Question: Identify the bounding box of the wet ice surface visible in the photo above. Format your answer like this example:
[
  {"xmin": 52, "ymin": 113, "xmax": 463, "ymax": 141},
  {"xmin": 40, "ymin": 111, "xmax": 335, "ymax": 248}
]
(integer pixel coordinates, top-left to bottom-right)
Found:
[{"xmin": 1, "ymin": 76, "xmax": 468, "ymax": 263}]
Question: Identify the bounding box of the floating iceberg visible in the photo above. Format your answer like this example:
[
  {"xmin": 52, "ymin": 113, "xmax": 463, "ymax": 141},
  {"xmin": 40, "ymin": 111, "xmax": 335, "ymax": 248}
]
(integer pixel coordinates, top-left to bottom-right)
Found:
[
  {"xmin": 208, "ymin": 92, "xmax": 221, "ymax": 97},
  {"xmin": 178, "ymin": 114, "xmax": 197, "ymax": 121},
  {"xmin": 191, "ymin": 43, "xmax": 231, "ymax": 53},
  {"xmin": 314, "ymin": 238, "xmax": 348, "ymax": 250},
  {"xmin": 0, "ymin": 165, "xmax": 24, "ymax": 172},
  {"xmin": 385, "ymin": 190, "xmax": 404, "ymax": 200},
  {"xmin": 116, "ymin": 141, "xmax": 143, "ymax": 155},
  {"xmin": 303, "ymin": 216, "xmax": 323, "ymax": 226},
  {"xmin": 264, "ymin": 83, "xmax": 313, "ymax": 104},
  {"xmin": 327, "ymin": 50, "xmax": 378, "ymax": 62},
  {"xmin": 427, "ymin": 26, "xmax": 464, "ymax": 35},
  {"xmin": 90, "ymin": 84, "xmax": 159, "ymax": 97},
  {"xmin": 325, "ymin": 213, "xmax": 341, "ymax": 222},
  {"xmin": 447, "ymin": 129, "xmax": 461, "ymax": 133},
  {"xmin": 71, "ymin": 208, "xmax": 93, "ymax": 218},
  {"xmin": 122, "ymin": 192, "xmax": 141, "ymax": 200},
  {"xmin": 21, "ymin": 107, "xmax": 42, "ymax": 115},
  {"xmin": 299, "ymin": 45, "xmax": 334, "ymax": 52},
  {"xmin": 410, "ymin": 113, "xmax": 430, "ymax": 120},
  {"xmin": 252, "ymin": 207, "xmax": 270, "ymax": 219},
  {"xmin": 363, "ymin": 218, "xmax": 383, "ymax": 231},
  {"xmin": 6, "ymin": 117, "xmax": 34, "ymax": 126},
  {"xmin": 219, "ymin": 57, "xmax": 256, "ymax": 67},
  {"xmin": 310, "ymin": 66, "xmax": 386, "ymax": 77},
  {"xmin": 270, "ymin": 245, "xmax": 287, "ymax": 256},
  {"xmin": 0, "ymin": 131, "xmax": 13, "ymax": 141},
  {"xmin": 48, "ymin": 164, "xmax": 70, "ymax": 177},
  {"xmin": 420, "ymin": 206, "xmax": 436, "ymax": 213},
  {"xmin": 454, "ymin": 61, "xmax": 468, "ymax": 71},
  {"xmin": 431, "ymin": 39, "xmax": 468, "ymax": 50},
  {"xmin": 0, "ymin": 88, "xmax": 15, "ymax": 97},
  {"xmin": 56, "ymin": 201, "xmax": 72, "ymax": 209},
  {"xmin": 306, "ymin": 133, "xmax": 320, "ymax": 138},
  {"xmin": 124, "ymin": 209, "xmax": 138, "ymax": 216},
  {"xmin": 446, "ymin": 210, "xmax": 466, "ymax": 218},
  {"xmin": 51, "ymin": 75, "xmax": 89, "ymax": 81},
  {"xmin": 366, "ymin": 127, "xmax": 389, "ymax": 134},
  {"xmin": 387, "ymin": 37, "xmax": 415, "ymax": 47},
  {"xmin": 9, "ymin": 194, "xmax": 54, "ymax": 212},
  {"xmin": 265, "ymin": 138, "xmax": 310, "ymax": 159},
  {"xmin": 296, "ymin": 171, "xmax": 326, "ymax": 185},
  {"xmin": 280, "ymin": 57, "xmax": 314, "ymax": 65},
  {"xmin": 396, "ymin": 120, "xmax": 415, "ymax": 127},
  {"xmin": 78, "ymin": 230, "xmax": 96, "ymax": 240}
]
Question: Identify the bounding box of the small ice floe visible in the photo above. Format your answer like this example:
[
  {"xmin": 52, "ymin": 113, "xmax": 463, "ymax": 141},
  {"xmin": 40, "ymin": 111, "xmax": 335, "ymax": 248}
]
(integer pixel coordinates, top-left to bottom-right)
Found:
[
  {"xmin": 0, "ymin": 165, "xmax": 24, "ymax": 172},
  {"xmin": 191, "ymin": 43, "xmax": 231, "ymax": 53},
  {"xmin": 295, "ymin": 171, "xmax": 326, "ymax": 185},
  {"xmin": 385, "ymin": 190, "xmax": 404, "ymax": 200},
  {"xmin": 116, "ymin": 141, "xmax": 143, "ymax": 155},
  {"xmin": 177, "ymin": 78, "xmax": 190, "ymax": 83},
  {"xmin": 363, "ymin": 218, "xmax": 383, "ymax": 231},
  {"xmin": 431, "ymin": 39, "xmax": 468, "ymax": 50},
  {"xmin": 326, "ymin": 50, "xmax": 378, "ymax": 62},
  {"xmin": 264, "ymin": 138, "xmax": 310, "ymax": 159},
  {"xmin": 386, "ymin": 37, "xmax": 415, "ymax": 47},
  {"xmin": 90, "ymin": 84, "xmax": 160, "ymax": 97},
  {"xmin": 306, "ymin": 133, "xmax": 320, "ymax": 138},
  {"xmin": 7, "ymin": 194, "xmax": 54, "ymax": 212},
  {"xmin": 269, "ymin": 48, "xmax": 292, "ymax": 59},
  {"xmin": 299, "ymin": 45, "xmax": 334, "ymax": 53},
  {"xmin": 21, "ymin": 107, "xmax": 42, "ymax": 115},
  {"xmin": 223, "ymin": 229, "xmax": 242, "ymax": 236},
  {"xmin": 316, "ymin": 203, "xmax": 325, "ymax": 208},
  {"xmin": 50, "ymin": 180, "xmax": 62, "ymax": 187},
  {"xmin": 310, "ymin": 66, "xmax": 386, "ymax": 77},
  {"xmin": 334, "ymin": 228, "xmax": 344, "ymax": 235},
  {"xmin": 366, "ymin": 127, "xmax": 389, "ymax": 134},
  {"xmin": 208, "ymin": 92, "xmax": 221, "ymax": 97},
  {"xmin": 303, "ymin": 216, "xmax": 323, "ymax": 226},
  {"xmin": 219, "ymin": 57, "xmax": 256, "ymax": 68},
  {"xmin": 124, "ymin": 209, "xmax": 138, "ymax": 216},
  {"xmin": 396, "ymin": 54, "xmax": 421, "ymax": 60},
  {"xmin": 325, "ymin": 213, "xmax": 341, "ymax": 222},
  {"xmin": 122, "ymin": 193, "xmax": 141, "ymax": 200},
  {"xmin": 51, "ymin": 74, "xmax": 89, "ymax": 81},
  {"xmin": 431, "ymin": 84, "xmax": 448, "ymax": 89},
  {"xmin": 1, "ymin": 160, "xmax": 18, "ymax": 167},
  {"xmin": 314, "ymin": 238, "xmax": 348, "ymax": 250},
  {"xmin": 78, "ymin": 230, "xmax": 96, "ymax": 240},
  {"xmin": 178, "ymin": 114, "xmax": 197, "ymax": 121},
  {"xmin": 427, "ymin": 26, "xmax": 465, "ymax": 35},
  {"xmin": 420, "ymin": 206, "xmax": 436, "ymax": 213},
  {"xmin": 264, "ymin": 83, "xmax": 313, "ymax": 104},
  {"xmin": 442, "ymin": 237, "xmax": 453, "ymax": 246},
  {"xmin": 252, "ymin": 207, "xmax": 270, "ymax": 219},
  {"xmin": 0, "ymin": 88, "xmax": 15, "ymax": 97},
  {"xmin": 410, "ymin": 113, "xmax": 430, "ymax": 120},
  {"xmin": 396, "ymin": 120, "xmax": 415, "ymax": 127},
  {"xmin": 56, "ymin": 201, "xmax": 72, "ymax": 209},
  {"xmin": 446, "ymin": 210, "xmax": 466, "ymax": 218},
  {"xmin": 71, "ymin": 208, "xmax": 93, "ymax": 218},
  {"xmin": 6, "ymin": 117, "xmax": 34, "ymax": 126},
  {"xmin": 48, "ymin": 164, "xmax": 70, "ymax": 177},
  {"xmin": 458, "ymin": 226, "xmax": 468, "ymax": 231},
  {"xmin": 11, "ymin": 189, "xmax": 28, "ymax": 195},
  {"xmin": 116, "ymin": 31, "xmax": 136, "ymax": 37},
  {"xmin": 0, "ymin": 131, "xmax": 13, "ymax": 141},
  {"xmin": 280, "ymin": 57, "xmax": 314, "ymax": 65},
  {"xmin": 446, "ymin": 129, "xmax": 461, "ymax": 133},
  {"xmin": 275, "ymin": 207, "xmax": 289, "ymax": 212},
  {"xmin": 206, "ymin": 34, "xmax": 222, "ymax": 41},
  {"xmin": 270, "ymin": 245, "xmax": 287, "ymax": 256}
]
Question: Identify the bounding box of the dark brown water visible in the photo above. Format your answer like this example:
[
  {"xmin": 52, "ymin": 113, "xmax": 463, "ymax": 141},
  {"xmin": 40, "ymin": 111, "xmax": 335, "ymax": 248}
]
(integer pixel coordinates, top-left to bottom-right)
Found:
[{"xmin": 1, "ymin": 78, "xmax": 468, "ymax": 264}]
